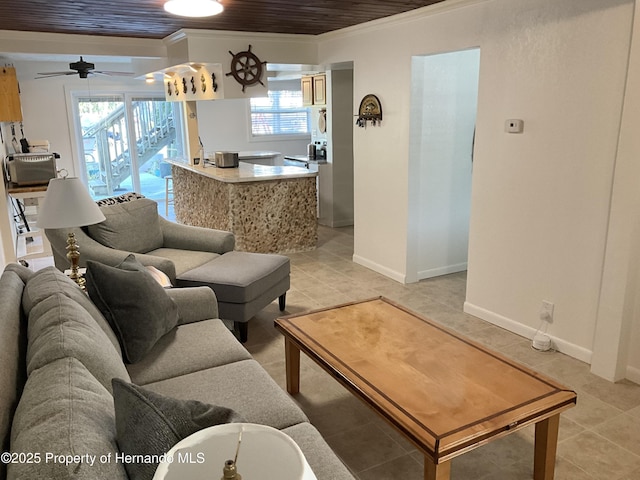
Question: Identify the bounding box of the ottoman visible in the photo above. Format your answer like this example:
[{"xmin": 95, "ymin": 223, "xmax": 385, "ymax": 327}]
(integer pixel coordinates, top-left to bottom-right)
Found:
[{"xmin": 176, "ymin": 251, "xmax": 290, "ymax": 342}]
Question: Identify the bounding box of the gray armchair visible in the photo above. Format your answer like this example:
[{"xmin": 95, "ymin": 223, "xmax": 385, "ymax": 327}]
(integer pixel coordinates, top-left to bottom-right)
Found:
[
  {"xmin": 45, "ymin": 198, "xmax": 235, "ymax": 285},
  {"xmin": 45, "ymin": 197, "xmax": 290, "ymax": 342}
]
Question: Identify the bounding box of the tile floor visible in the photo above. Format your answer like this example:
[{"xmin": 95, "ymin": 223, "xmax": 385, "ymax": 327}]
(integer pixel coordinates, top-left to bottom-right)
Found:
[
  {"xmin": 241, "ymin": 226, "xmax": 640, "ymax": 480},
  {"xmin": 24, "ymin": 225, "xmax": 640, "ymax": 479}
]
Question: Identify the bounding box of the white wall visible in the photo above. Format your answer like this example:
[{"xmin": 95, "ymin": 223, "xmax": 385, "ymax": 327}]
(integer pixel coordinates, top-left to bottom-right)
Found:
[
  {"xmin": 318, "ymin": 0, "xmax": 635, "ymax": 374},
  {"xmin": 592, "ymin": 0, "xmax": 640, "ymax": 383},
  {"xmin": 165, "ymin": 29, "xmax": 317, "ymax": 100},
  {"xmin": 409, "ymin": 49, "xmax": 479, "ymax": 280},
  {"xmin": 319, "ymin": 1, "xmax": 487, "ymax": 283},
  {"xmin": 467, "ymin": 0, "xmax": 632, "ymax": 366},
  {"xmin": 197, "ymin": 98, "xmax": 309, "ymax": 157}
]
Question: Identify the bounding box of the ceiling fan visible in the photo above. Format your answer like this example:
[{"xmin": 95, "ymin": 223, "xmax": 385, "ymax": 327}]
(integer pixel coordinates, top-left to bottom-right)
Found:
[{"xmin": 35, "ymin": 56, "xmax": 133, "ymax": 80}]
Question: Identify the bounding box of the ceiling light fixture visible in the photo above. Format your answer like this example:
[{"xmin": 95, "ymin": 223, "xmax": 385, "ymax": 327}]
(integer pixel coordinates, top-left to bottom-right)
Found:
[{"xmin": 164, "ymin": 0, "xmax": 224, "ymax": 18}]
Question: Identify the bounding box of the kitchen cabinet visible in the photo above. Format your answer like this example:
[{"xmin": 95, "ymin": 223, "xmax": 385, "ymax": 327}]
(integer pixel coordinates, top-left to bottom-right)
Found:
[
  {"xmin": 0, "ymin": 67, "xmax": 22, "ymax": 122},
  {"xmin": 301, "ymin": 74, "xmax": 326, "ymax": 106},
  {"xmin": 312, "ymin": 74, "xmax": 326, "ymax": 105},
  {"xmin": 301, "ymin": 76, "xmax": 313, "ymax": 106}
]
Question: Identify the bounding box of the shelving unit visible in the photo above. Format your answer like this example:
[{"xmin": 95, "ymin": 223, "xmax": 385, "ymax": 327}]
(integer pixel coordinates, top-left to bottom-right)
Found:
[{"xmin": 6, "ymin": 184, "xmax": 51, "ymax": 263}]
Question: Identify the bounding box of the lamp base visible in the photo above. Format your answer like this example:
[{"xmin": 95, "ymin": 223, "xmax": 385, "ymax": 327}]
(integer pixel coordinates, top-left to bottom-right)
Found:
[{"xmin": 66, "ymin": 232, "xmax": 86, "ymax": 290}]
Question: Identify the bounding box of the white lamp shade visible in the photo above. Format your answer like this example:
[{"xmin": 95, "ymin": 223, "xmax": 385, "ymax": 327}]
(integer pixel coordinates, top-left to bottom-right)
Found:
[
  {"xmin": 164, "ymin": 0, "xmax": 223, "ymax": 17},
  {"xmin": 153, "ymin": 423, "xmax": 316, "ymax": 480},
  {"xmin": 36, "ymin": 177, "xmax": 106, "ymax": 229}
]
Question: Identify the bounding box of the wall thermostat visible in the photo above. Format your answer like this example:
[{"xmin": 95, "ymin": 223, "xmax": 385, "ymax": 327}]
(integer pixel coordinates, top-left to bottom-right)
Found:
[{"xmin": 505, "ymin": 119, "xmax": 524, "ymax": 134}]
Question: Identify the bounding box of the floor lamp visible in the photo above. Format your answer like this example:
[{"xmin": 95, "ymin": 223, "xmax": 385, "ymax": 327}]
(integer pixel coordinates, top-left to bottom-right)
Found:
[{"xmin": 36, "ymin": 176, "xmax": 106, "ymax": 289}]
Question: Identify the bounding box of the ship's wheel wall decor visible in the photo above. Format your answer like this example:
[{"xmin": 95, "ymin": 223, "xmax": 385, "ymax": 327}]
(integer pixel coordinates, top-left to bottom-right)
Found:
[
  {"xmin": 226, "ymin": 45, "xmax": 267, "ymax": 93},
  {"xmin": 356, "ymin": 94, "xmax": 383, "ymax": 127}
]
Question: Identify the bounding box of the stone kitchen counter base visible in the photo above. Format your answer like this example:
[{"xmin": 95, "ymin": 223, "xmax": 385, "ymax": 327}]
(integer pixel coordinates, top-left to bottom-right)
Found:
[{"xmin": 172, "ymin": 166, "xmax": 318, "ymax": 253}]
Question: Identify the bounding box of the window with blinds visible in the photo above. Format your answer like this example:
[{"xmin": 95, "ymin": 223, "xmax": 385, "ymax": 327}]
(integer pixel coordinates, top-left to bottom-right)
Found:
[{"xmin": 249, "ymin": 88, "xmax": 310, "ymax": 138}]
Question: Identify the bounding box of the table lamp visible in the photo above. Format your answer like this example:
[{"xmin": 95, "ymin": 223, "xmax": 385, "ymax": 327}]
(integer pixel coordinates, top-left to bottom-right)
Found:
[
  {"xmin": 153, "ymin": 423, "xmax": 316, "ymax": 480},
  {"xmin": 36, "ymin": 175, "xmax": 106, "ymax": 289}
]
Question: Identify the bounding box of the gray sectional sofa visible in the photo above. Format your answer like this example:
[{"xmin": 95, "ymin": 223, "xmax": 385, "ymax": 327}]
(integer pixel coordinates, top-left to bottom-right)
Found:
[{"xmin": 0, "ymin": 263, "xmax": 354, "ymax": 480}]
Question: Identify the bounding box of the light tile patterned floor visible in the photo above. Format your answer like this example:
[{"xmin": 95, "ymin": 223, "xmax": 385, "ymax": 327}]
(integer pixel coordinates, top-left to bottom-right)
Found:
[
  {"xmin": 26, "ymin": 225, "xmax": 640, "ymax": 479},
  {"xmin": 243, "ymin": 226, "xmax": 640, "ymax": 480}
]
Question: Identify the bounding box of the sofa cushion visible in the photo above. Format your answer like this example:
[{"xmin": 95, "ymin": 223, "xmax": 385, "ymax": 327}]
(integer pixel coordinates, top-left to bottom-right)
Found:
[
  {"xmin": 147, "ymin": 247, "xmax": 220, "ymax": 277},
  {"xmin": 0, "ymin": 269, "xmax": 28, "ymax": 480},
  {"xmin": 86, "ymin": 257, "xmax": 179, "ymax": 363},
  {"xmin": 8, "ymin": 357, "xmax": 128, "ymax": 480},
  {"xmin": 144, "ymin": 359, "xmax": 308, "ymax": 430},
  {"xmin": 22, "ymin": 266, "xmax": 122, "ymax": 354},
  {"xmin": 3, "ymin": 262, "xmax": 34, "ymax": 283},
  {"xmin": 27, "ymin": 293, "xmax": 130, "ymax": 392},
  {"xmin": 112, "ymin": 379, "xmax": 243, "ymax": 480},
  {"xmin": 87, "ymin": 197, "xmax": 163, "ymax": 253},
  {"xmin": 127, "ymin": 319, "xmax": 251, "ymax": 386}
]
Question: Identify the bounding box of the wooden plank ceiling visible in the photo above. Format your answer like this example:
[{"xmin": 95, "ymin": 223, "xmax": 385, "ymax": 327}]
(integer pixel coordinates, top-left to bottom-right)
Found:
[{"xmin": 0, "ymin": 0, "xmax": 446, "ymax": 39}]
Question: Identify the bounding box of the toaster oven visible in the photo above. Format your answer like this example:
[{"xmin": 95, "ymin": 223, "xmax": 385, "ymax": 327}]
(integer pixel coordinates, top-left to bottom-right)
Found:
[
  {"xmin": 214, "ymin": 151, "xmax": 239, "ymax": 168},
  {"xmin": 5, "ymin": 153, "xmax": 59, "ymax": 186}
]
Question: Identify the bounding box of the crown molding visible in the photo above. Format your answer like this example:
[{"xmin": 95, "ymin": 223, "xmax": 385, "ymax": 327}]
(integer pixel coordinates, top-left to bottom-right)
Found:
[
  {"xmin": 0, "ymin": 29, "xmax": 165, "ymax": 59},
  {"xmin": 163, "ymin": 28, "xmax": 317, "ymax": 46},
  {"xmin": 318, "ymin": 0, "xmax": 490, "ymax": 41}
]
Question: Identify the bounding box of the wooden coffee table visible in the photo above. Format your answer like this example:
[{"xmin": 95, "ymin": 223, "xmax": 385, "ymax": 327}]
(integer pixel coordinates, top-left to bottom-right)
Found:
[{"xmin": 275, "ymin": 297, "xmax": 576, "ymax": 480}]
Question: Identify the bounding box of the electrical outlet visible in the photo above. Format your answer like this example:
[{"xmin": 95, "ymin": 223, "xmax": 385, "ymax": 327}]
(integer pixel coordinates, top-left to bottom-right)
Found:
[{"xmin": 540, "ymin": 300, "xmax": 554, "ymax": 323}]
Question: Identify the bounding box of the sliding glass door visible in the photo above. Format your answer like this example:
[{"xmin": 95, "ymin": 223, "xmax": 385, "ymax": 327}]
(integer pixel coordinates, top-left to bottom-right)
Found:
[{"xmin": 72, "ymin": 92, "xmax": 185, "ymax": 217}]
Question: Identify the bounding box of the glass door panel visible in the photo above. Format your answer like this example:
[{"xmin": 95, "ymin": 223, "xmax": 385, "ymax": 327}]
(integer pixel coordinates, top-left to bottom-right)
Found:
[
  {"xmin": 77, "ymin": 96, "xmax": 129, "ymax": 200},
  {"xmin": 127, "ymin": 97, "xmax": 184, "ymax": 217},
  {"xmin": 74, "ymin": 93, "xmax": 185, "ymax": 219}
]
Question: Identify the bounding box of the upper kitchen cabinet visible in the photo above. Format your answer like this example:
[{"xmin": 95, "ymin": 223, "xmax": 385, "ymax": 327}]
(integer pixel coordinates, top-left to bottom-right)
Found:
[
  {"xmin": 312, "ymin": 75, "xmax": 326, "ymax": 105},
  {"xmin": 302, "ymin": 76, "xmax": 313, "ymax": 106},
  {"xmin": 0, "ymin": 66, "xmax": 22, "ymax": 122},
  {"xmin": 301, "ymin": 74, "xmax": 326, "ymax": 106}
]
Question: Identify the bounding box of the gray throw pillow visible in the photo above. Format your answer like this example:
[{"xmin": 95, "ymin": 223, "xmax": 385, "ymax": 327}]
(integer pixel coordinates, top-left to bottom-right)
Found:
[
  {"xmin": 112, "ymin": 379, "xmax": 244, "ymax": 480},
  {"xmin": 85, "ymin": 255, "xmax": 178, "ymax": 363}
]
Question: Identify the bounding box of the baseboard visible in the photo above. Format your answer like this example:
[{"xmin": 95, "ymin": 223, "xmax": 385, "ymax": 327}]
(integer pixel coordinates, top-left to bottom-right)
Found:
[
  {"xmin": 352, "ymin": 254, "xmax": 406, "ymax": 283},
  {"xmin": 463, "ymin": 302, "xmax": 593, "ymax": 364},
  {"xmin": 626, "ymin": 365, "xmax": 640, "ymax": 385},
  {"xmin": 418, "ymin": 262, "xmax": 467, "ymax": 280}
]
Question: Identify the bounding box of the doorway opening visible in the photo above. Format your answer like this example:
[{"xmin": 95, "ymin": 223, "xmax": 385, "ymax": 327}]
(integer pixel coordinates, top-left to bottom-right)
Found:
[{"xmin": 407, "ymin": 48, "xmax": 480, "ymax": 282}]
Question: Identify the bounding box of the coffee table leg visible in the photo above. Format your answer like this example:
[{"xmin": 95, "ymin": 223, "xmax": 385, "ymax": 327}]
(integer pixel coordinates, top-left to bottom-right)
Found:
[
  {"xmin": 424, "ymin": 457, "xmax": 451, "ymax": 480},
  {"xmin": 534, "ymin": 414, "xmax": 560, "ymax": 480},
  {"xmin": 284, "ymin": 337, "xmax": 301, "ymax": 394}
]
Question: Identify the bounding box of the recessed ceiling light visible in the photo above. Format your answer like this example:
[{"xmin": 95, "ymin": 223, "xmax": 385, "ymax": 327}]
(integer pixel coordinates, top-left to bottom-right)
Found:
[{"xmin": 164, "ymin": 0, "xmax": 224, "ymax": 18}]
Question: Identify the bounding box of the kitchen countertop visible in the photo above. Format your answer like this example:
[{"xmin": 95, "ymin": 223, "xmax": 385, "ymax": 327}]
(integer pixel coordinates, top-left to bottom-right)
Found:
[
  {"xmin": 283, "ymin": 155, "xmax": 328, "ymax": 164},
  {"xmin": 166, "ymin": 159, "xmax": 317, "ymax": 183},
  {"xmin": 238, "ymin": 150, "xmax": 280, "ymax": 159}
]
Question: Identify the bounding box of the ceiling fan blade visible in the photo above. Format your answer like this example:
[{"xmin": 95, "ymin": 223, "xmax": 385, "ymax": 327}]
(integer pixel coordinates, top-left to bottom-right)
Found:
[
  {"xmin": 34, "ymin": 71, "xmax": 79, "ymax": 79},
  {"xmin": 36, "ymin": 70, "xmax": 76, "ymax": 76},
  {"xmin": 93, "ymin": 70, "xmax": 134, "ymax": 77}
]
